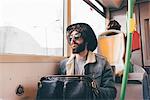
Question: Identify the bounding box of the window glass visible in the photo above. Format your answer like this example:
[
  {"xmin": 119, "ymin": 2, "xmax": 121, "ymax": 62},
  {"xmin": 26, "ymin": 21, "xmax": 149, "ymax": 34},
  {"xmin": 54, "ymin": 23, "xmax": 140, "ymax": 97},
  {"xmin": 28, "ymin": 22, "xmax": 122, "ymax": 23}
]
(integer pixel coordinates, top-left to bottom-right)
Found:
[{"xmin": 0, "ymin": 0, "xmax": 63, "ymax": 56}]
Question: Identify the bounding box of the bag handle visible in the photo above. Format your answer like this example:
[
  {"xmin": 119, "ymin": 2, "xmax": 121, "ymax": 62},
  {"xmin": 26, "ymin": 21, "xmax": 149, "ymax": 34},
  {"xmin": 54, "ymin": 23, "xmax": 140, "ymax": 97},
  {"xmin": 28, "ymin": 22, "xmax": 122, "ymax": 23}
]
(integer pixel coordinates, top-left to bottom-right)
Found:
[
  {"xmin": 40, "ymin": 75, "xmax": 93, "ymax": 82},
  {"xmin": 91, "ymin": 80, "xmax": 99, "ymax": 96}
]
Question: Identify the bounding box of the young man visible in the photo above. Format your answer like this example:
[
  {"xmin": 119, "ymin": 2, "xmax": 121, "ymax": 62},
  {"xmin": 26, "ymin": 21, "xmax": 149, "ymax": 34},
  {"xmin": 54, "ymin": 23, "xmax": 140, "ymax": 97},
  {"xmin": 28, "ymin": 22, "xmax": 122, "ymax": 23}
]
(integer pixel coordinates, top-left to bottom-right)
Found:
[{"xmin": 58, "ymin": 23, "xmax": 117, "ymax": 99}]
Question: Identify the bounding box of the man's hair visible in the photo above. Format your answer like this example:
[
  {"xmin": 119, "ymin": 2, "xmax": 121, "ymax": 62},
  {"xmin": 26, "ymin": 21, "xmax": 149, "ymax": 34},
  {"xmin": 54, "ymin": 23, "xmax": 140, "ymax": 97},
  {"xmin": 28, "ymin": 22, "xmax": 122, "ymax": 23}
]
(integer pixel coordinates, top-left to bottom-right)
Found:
[
  {"xmin": 107, "ymin": 20, "xmax": 121, "ymax": 30},
  {"xmin": 66, "ymin": 23, "xmax": 97, "ymax": 51}
]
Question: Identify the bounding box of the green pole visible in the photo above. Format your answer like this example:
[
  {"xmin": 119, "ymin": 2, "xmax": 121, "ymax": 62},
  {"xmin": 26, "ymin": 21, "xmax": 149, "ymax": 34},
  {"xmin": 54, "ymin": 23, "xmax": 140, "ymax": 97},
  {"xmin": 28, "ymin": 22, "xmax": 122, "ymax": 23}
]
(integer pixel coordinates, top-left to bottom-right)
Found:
[{"xmin": 120, "ymin": 0, "xmax": 135, "ymax": 100}]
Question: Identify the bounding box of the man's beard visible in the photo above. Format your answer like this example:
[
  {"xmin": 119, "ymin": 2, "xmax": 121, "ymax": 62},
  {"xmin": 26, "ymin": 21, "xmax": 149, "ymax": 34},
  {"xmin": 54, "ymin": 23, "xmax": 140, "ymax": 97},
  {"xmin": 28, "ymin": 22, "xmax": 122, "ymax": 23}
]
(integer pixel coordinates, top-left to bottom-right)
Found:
[{"xmin": 72, "ymin": 42, "xmax": 87, "ymax": 54}]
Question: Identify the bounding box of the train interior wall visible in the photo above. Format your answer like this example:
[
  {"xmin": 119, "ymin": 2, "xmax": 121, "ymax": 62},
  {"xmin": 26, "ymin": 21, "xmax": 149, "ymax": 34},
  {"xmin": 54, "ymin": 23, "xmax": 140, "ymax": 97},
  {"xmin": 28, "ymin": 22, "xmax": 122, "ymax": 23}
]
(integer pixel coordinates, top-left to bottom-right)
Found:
[
  {"xmin": 110, "ymin": 1, "xmax": 150, "ymax": 68},
  {"xmin": 110, "ymin": 1, "xmax": 150, "ymax": 100},
  {"xmin": 0, "ymin": 55, "xmax": 65, "ymax": 100}
]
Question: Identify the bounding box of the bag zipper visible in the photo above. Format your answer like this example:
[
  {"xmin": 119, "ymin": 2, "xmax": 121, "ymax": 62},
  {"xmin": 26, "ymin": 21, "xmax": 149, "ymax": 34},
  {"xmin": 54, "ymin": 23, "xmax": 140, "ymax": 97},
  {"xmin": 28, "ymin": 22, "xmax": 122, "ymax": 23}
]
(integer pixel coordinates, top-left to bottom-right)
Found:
[{"xmin": 63, "ymin": 81, "xmax": 67, "ymax": 100}]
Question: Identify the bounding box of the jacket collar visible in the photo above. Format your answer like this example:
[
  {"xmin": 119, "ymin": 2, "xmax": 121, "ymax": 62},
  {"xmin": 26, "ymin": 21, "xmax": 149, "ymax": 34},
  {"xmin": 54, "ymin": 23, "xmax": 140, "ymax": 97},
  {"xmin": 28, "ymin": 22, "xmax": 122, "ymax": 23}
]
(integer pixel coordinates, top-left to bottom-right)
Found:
[{"xmin": 66, "ymin": 51, "xmax": 96, "ymax": 75}]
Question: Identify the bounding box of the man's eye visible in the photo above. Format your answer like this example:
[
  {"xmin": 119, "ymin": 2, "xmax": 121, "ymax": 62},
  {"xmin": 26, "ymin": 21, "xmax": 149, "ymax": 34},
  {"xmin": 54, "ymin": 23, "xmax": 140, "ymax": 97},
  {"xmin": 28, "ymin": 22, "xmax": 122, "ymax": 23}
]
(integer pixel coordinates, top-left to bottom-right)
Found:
[
  {"xmin": 74, "ymin": 33, "xmax": 81, "ymax": 40},
  {"xmin": 74, "ymin": 36, "xmax": 80, "ymax": 40},
  {"xmin": 69, "ymin": 36, "xmax": 73, "ymax": 42}
]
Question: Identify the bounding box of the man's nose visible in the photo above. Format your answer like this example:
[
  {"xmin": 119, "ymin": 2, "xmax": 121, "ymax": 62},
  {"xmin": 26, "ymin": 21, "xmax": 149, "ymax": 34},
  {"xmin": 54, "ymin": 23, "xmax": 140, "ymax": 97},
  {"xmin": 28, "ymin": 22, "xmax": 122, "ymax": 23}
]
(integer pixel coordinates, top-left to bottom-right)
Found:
[{"xmin": 70, "ymin": 37, "xmax": 76, "ymax": 44}]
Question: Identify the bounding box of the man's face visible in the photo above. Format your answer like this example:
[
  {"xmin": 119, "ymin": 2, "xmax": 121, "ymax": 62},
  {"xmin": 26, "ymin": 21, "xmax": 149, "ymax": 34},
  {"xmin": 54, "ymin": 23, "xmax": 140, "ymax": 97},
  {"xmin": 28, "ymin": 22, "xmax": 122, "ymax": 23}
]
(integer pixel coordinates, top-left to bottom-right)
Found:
[{"xmin": 67, "ymin": 31, "xmax": 86, "ymax": 54}]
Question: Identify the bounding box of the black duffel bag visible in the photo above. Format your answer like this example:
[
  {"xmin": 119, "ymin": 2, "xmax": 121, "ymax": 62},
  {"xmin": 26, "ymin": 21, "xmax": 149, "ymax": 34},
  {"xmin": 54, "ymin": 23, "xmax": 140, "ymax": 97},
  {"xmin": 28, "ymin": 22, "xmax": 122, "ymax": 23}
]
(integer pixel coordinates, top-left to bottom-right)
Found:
[{"xmin": 36, "ymin": 75, "xmax": 96, "ymax": 100}]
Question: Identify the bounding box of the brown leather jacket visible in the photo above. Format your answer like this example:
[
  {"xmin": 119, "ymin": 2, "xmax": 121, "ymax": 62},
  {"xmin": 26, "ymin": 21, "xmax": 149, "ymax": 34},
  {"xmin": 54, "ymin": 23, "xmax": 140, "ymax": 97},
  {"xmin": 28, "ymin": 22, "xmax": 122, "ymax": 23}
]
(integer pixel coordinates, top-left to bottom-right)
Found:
[{"xmin": 58, "ymin": 51, "xmax": 117, "ymax": 99}]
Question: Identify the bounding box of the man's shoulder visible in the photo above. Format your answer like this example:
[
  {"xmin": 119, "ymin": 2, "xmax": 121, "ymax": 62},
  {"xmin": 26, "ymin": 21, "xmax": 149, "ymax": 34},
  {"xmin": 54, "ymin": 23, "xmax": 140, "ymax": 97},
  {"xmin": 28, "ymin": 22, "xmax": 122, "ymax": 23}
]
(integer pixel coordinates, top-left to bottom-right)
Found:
[
  {"xmin": 60, "ymin": 58, "xmax": 69, "ymax": 64},
  {"xmin": 95, "ymin": 53, "xmax": 108, "ymax": 61},
  {"xmin": 95, "ymin": 53, "xmax": 111, "ymax": 66}
]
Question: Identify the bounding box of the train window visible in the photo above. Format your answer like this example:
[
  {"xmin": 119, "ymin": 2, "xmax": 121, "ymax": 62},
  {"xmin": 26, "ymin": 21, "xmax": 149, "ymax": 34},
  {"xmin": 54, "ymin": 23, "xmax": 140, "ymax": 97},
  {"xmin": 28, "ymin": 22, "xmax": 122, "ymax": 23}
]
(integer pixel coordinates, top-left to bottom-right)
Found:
[
  {"xmin": 88, "ymin": 0, "xmax": 104, "ymax": 12},
  {"xmin": 0, "ymin": 0, "xmax": 63, "ymax": 56},
  {"xmin": 71, "ymin": 0, "xmax": 105, "ymax": 40}
]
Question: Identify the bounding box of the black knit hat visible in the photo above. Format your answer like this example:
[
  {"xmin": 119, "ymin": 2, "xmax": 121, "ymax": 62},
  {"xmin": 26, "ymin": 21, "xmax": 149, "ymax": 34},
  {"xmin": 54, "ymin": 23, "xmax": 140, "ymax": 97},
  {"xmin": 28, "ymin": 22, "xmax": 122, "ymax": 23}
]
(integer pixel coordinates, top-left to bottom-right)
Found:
[
  {"xmin": 66, "ymin": 23, "xmax": 97, "ymax": 51},
  {"xmin": 107, "ymin": 20, "xmax": 121, "ymax": 30}
]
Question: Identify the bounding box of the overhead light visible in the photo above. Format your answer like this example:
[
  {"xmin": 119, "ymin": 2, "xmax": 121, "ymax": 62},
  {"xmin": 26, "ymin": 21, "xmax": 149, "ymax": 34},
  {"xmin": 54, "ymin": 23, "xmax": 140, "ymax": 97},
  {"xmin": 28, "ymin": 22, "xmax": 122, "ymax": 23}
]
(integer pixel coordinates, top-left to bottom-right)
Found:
[{"xmin": 97, "ymin": 0, "xmax": 123, "ymax": 8}]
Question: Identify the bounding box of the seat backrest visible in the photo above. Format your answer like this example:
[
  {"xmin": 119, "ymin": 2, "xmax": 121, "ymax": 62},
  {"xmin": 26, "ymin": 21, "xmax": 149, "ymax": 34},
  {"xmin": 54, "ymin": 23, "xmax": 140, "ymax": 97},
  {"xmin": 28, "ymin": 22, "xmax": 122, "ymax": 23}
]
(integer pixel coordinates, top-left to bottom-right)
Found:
[{"xmin": 98, "ymin": 30, "xmax": 125, "ymax": 74}]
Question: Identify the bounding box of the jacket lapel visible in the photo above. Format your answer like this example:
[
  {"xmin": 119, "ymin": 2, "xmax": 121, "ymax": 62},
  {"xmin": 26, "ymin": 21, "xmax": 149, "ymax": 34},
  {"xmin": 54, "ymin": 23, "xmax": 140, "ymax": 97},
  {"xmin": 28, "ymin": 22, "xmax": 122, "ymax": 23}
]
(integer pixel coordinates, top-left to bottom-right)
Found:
[
  {"xmin": 85, "ymin": 51, "xmax": 96, "ymax": 65},
  {"xmin": 66, "ymin": 54, "xmax": 75, "ymax": 75},
  {"xmin": 66, "ymin": 51, "xmax": 96, "ymax": 75}
]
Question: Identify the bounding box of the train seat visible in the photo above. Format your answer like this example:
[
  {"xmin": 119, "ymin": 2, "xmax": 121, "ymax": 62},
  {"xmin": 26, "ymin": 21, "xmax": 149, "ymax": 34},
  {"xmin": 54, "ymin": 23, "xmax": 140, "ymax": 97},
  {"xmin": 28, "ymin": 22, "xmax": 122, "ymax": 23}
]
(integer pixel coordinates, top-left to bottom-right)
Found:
[
  {"xmin": 97, "ymin": 30, "xmax": 149, "ymax": 100},
  {"xmin": 97, "ymin": 29, "xmax": 125, "ymax": 76}
]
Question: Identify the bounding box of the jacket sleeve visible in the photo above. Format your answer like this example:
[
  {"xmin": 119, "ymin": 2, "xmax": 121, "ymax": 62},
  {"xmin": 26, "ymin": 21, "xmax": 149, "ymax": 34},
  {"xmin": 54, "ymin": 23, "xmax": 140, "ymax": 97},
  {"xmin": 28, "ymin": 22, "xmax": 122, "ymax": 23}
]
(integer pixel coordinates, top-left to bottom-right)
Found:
[
  {"xmin": 58, "ymin": 59, "xmax": 67, "ymax": 75},
  {"xmin": 96, "ymin": 60, "xmax": 117, "ymax": 99}
]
